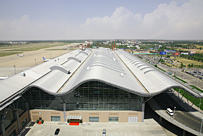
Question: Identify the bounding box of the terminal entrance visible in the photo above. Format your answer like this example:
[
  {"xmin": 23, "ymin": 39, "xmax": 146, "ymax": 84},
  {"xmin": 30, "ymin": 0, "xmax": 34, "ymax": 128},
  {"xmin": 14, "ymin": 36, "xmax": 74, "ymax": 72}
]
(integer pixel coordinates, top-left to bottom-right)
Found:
[{"xmin": 67, "ymin": 116, "xmax": 82, "ymax": 126}]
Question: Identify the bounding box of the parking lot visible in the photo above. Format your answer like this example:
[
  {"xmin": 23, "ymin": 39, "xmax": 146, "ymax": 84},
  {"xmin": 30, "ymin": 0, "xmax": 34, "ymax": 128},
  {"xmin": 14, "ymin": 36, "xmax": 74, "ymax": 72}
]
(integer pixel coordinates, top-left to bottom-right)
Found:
[{"xmin": 24, "ymin": 119, "xmax": 168, "ymax": 136}]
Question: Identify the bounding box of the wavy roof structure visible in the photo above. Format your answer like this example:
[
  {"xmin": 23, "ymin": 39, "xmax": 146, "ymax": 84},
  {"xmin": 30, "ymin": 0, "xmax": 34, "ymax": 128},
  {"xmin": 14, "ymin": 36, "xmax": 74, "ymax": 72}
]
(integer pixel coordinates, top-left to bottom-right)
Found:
[{"xmin": 0, "ymin": 48, "xmax": 202, "ymax": 108}]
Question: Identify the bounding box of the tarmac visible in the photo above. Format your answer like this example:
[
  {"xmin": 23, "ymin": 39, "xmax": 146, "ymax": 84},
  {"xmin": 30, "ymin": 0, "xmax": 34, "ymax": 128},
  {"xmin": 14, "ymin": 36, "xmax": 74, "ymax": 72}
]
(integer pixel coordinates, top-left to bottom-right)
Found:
[{"xmin": 0, "ymin": 45, "xmax": 75, "ymax": 77}]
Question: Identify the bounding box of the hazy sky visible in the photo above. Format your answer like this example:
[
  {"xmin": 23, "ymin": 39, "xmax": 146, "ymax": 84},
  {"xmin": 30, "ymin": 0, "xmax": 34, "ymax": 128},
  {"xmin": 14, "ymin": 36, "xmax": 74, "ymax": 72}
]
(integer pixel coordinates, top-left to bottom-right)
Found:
[{"xmin": 0, "ymin": 0, "xmax": 202, "ymax": 40}]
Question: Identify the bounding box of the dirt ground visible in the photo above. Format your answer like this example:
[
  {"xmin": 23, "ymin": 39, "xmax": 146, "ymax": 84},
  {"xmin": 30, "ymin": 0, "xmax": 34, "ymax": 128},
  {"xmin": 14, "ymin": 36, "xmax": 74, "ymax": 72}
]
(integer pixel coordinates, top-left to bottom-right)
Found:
[{"xmin": 0, "ymin": 44, "xmax": 79, "ymax": 77}]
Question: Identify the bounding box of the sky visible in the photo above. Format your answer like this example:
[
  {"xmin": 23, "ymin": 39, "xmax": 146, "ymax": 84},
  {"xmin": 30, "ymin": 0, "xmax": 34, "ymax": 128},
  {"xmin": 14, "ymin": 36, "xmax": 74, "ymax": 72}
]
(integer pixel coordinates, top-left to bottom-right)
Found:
[{"xmin": 0, "ymin": 0, "xmax": 202, "ymax": 41}]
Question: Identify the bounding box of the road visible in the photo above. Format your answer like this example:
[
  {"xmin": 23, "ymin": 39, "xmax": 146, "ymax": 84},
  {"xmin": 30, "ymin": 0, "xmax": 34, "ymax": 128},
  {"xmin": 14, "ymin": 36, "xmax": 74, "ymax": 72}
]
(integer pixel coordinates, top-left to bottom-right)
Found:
[
  {"xmin": 152, "ymin": 91, "xmax": 202, "ymax": 133},
  {"xmin": 139, "ymin": 54, "xmax": 203, "ymax": 89},
  {"xmin": 158, "ymin": 61, "xmax": 203, "ymax": 89}
]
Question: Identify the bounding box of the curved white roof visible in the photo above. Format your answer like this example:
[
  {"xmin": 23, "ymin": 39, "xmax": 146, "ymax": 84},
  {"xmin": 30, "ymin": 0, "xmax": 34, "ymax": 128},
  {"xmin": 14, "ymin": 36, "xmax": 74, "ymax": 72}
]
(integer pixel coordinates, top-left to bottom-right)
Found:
[{"xmin": 0, "ymin": 48, "xmax": 202, "ymax": 107}]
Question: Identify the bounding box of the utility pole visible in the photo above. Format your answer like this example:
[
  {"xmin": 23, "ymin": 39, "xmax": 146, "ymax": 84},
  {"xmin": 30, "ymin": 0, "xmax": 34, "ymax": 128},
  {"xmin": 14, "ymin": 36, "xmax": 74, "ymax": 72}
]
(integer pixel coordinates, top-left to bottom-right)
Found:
[{"xmin": 173, "ymin": 107, "xmax": 176, "ymax": 120}]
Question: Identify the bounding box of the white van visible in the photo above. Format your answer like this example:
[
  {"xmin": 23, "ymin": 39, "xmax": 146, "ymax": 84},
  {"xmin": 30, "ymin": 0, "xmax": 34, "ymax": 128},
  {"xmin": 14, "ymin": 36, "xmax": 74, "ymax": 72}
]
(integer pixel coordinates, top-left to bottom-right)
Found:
[{"xmin": 166, "ymin": 108, "xmax": 174, "ymax": 116}]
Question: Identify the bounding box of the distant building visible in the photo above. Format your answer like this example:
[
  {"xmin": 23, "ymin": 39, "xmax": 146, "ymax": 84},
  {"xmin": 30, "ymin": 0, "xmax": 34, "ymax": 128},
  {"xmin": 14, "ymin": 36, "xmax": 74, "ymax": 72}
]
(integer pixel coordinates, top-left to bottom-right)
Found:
[
  {"xmin": 181, "ymin": 52, "xmax": 189, "ymax": 55},
  {"xmin": 188, "ymin": 51, "xmax": 196, "ymax": 55}
]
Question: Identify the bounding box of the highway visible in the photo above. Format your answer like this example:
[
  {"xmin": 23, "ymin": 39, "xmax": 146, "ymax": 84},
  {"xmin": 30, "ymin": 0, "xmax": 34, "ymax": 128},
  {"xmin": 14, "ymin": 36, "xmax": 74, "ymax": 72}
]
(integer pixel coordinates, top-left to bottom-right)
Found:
[{"xmin": 152, "ymin": 91, "xmax": 202, "ymax": 133}]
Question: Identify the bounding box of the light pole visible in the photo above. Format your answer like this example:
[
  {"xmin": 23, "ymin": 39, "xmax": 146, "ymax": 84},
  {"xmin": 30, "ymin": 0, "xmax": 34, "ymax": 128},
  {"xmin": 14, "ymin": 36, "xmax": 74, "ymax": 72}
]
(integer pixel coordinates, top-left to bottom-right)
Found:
[
  {"xmin": 197, "ymin": 77, "xmax": 199, "ymax": 87},
  {"xmin": 35, "ymin": 59, "xmax": 37, "ymax": 66},
  {"xmin": 173, "ymin": 107, "xmax": 176, "ymax": 120},
  {"xmin": 200, "ymin": 117, "xmax": 203, "ymax": 134},
  {"xmin": 13, "ymin": 65, "xmax": 16, "ymax": 74}
]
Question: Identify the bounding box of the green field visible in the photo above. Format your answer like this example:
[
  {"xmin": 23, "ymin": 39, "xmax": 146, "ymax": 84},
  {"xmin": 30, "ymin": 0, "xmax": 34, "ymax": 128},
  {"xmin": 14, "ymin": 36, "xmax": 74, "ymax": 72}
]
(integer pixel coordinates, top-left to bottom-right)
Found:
[
  {"xmin": 174, "ymin": 88, "xmax": 203, "ymax": 110},
  {"xmin": 0, "ymin": 51, "xmax": 23, "ymax": 57},
  {"xmin": 0, "ymin": 42, "xmax": 66, "ymax": 57},
  {"xmin": 173, "ymin": 76, "xmax": 187, "ymax": 83},
  {"xmin": 169, "ymin": 56, "xmax": 203, "ymax": 68},
  {"xmin": 1, "ymin": 43, "xmax": 66, "ymax": 52}
]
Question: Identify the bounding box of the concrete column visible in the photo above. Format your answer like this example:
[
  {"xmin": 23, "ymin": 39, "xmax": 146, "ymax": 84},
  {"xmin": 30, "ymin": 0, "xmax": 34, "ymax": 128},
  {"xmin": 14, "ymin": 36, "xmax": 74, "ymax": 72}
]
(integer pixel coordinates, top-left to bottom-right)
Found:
[
  {"xmin": 182, "ymin": 130, "xmax": 185, "ymax": 136},
  {"xmin": 63, "ymin": 103, "xmax": 66, "ymax": 122},
  {"xmin": 26, "ymin": 102, "xmax": 30, "ymax": 122},
  {"xmin": 0, "ymin": 121, "xmax": 6, "ymax": 136},
  {"xmin": 14, "ymin": 110, "xmax": 21, "ymax": 133},
  {"xmin": 159, "ymin": 116, "xmax": 162, "ymax": 123},
  {"xmin": 142, "ymin": 102, "xmax": 145, "ymax": 122}
]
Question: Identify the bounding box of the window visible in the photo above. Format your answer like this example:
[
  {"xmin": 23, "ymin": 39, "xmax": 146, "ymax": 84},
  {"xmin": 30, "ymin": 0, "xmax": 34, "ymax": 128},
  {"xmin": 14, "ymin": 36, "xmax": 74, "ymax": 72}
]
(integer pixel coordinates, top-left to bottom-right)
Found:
[
  {"xmin": 128, "ymin": 117, "xmax": 138, "ymax": 123},
  {"xmin": 21, "ymin": 118, "xmax": 27, "ymax": 128},
  {"xmin": 89, "ymin": 117, "xmax": 99, "ymax": 122},
  {"xmin": 109, "ymin": 117, "xmax": 119, "ymax": 122},
  {"xmin": 51, "ymin": 116, "xmax": 61, "ymax": 121}
]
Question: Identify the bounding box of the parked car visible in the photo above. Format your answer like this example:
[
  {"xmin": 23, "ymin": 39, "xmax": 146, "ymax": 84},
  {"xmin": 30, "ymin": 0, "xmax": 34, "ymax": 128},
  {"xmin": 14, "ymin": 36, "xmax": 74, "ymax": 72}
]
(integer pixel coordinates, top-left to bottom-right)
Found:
[
  {"xmin": 55, "ymin": 128, "xmax": 60, "ymax": 135},
  {"xmin": 102, "ymin": 129, "xmax": 106, "ymax": 136},
  {"xmin": 166, "ymin": 108, "xmax": 174, "ymax": 116}
]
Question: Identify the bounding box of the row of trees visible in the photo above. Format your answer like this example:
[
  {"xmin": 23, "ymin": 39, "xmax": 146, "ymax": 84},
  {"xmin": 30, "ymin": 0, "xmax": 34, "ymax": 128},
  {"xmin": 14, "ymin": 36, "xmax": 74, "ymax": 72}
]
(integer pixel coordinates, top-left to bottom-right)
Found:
[
  {"xmin": 180, "ymin": 53, "xmax": 203, "ymax": 62},
  {"xmin": 179, "ymin": 62, "xmax": 203, "ymax": 68}
]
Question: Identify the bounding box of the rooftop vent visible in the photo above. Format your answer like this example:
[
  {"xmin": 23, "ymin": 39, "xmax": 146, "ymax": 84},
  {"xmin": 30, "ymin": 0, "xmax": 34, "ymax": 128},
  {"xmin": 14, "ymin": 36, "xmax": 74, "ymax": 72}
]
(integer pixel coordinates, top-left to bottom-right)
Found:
[
  {"xmin": 120, "ymin": 73, "xmax": 124, "ymax": 77},
  {"xmin": 21, "ymin": 73, "xmax": 26, "ymax": 77},
  {"xmin": 87, "ymin": 67, "xmax": 90, "ymax": 71}
]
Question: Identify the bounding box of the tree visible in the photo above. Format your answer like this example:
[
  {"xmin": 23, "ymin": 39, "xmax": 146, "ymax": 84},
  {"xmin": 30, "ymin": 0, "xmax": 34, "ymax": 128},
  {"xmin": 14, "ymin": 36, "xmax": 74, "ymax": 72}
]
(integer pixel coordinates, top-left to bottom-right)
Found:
[{"xmin": 180, "ymin": 63, "xmax": 184, "ymax": 69}]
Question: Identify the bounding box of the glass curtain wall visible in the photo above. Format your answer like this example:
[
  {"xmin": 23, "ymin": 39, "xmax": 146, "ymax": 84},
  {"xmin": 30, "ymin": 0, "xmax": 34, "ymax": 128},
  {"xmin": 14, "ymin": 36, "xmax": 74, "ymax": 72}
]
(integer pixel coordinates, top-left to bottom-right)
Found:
[
  {"xmin": 22, "ymin": 81, "xmax": 142, "ymax": 111},
  {"xmin": 66, "ymin": 81, "xmax": 142, "ymax": 111},
  {"xmin": 0, "ymin": 96, "xmax": 27, "ymax": 130},
  {"xmin": 23, "ymin": 87, "xmax": 63, "ymax": 111}
]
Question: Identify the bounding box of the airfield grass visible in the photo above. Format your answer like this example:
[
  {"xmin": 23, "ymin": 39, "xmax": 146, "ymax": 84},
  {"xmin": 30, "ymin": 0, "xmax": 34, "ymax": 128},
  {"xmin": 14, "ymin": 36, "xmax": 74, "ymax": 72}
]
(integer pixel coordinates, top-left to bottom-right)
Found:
[
  {"xmin": 0, "ymin": 42, "xmax": 66, "ymax": 52},
  {"xmin": 46, "ymin": 49, "xmax": 67, "ymax": 51},
  {"xmin": 0, "ymin": 51, "xmax": 23, "ymax": 57}
]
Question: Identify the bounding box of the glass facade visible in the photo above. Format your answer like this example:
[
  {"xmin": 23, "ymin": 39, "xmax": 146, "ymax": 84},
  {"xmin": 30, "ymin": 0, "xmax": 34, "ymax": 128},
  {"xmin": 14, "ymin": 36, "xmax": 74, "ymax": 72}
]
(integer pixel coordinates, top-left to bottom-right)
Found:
[
  {"xmin": 66, "ymin": 81, "xmax": 142, "ymax": 111},
  {"xmin": 22, "ymin": 81, "xmax": 142, "ymax": 111},
  {"xmin": 0, "ymin": 96, "xmax": 27, "ymax": 130}
]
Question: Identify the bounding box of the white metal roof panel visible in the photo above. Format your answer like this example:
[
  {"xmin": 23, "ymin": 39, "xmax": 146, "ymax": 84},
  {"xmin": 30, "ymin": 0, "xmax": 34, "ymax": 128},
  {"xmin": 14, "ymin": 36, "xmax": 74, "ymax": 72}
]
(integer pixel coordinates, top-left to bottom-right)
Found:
[{"xmin": 1, "ymin": 48, "xmax": 203, "ymax": 107}]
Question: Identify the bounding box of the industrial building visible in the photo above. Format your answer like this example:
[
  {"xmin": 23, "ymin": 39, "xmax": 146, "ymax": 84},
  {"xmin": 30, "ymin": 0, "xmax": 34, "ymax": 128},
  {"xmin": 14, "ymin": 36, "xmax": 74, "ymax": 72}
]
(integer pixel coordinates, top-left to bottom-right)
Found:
[{"xmin": 0, "ymin": 48, "xmax": 202, "ymax": 136}]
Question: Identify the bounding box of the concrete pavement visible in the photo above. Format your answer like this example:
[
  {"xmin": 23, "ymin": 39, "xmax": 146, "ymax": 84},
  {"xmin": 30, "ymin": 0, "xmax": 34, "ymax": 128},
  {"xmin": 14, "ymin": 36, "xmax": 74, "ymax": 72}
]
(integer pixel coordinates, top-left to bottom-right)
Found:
[{"xmin": 24, "ymin": 120, "xmax": 167, "ymax": 136}]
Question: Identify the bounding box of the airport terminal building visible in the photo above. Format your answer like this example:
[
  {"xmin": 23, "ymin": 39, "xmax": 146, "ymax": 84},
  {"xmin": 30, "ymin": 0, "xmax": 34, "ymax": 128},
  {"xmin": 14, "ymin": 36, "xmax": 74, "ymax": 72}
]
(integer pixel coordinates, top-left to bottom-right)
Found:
[{"xmin": 0, "ymin": 48, "xmax": 202, "ymax": 136}]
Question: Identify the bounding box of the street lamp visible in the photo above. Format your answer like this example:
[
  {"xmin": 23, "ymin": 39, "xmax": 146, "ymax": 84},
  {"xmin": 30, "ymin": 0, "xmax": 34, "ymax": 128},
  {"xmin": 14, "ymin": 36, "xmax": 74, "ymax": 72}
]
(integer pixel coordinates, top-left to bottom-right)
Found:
[
  {"xmin": 13, "ymin": 65, "xmax": 16, "ymax": 74},
  {"xmin": 35, "ymin": 59, "xmax": 37, "ymax": 66},
  {"xmin": 200, "ymin": 117, "xmax": 203, "ymax": 134},
  {"xmin": 173, "ymin": 107, "xmax": 176, "ymax": 120}
]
